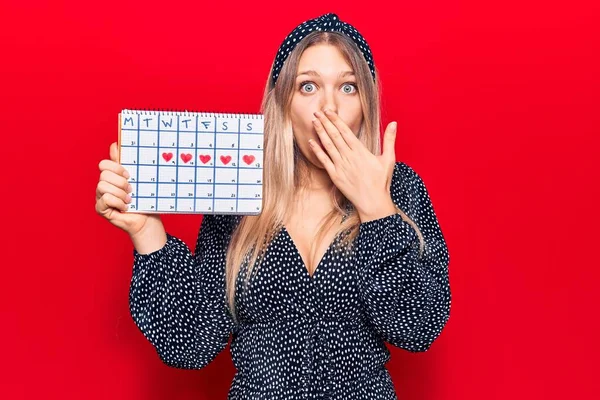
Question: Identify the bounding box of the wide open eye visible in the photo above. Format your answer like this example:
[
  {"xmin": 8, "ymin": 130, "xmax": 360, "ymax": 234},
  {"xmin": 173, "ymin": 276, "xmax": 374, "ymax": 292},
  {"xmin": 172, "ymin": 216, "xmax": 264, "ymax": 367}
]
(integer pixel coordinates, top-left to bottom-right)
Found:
[
  {"xmin": 342, "ymin": 83, "xmax": 358, "ymax": 94},
  {"xmin": 299, "ymin": 81, "xmax": 316, "ymax": 93}
]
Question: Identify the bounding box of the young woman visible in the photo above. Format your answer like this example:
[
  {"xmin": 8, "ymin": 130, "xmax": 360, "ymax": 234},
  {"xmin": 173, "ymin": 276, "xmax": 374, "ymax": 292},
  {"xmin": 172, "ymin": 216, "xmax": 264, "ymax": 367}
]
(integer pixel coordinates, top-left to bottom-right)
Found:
[{"xmin": 95, "ymin": 12, "xmax": 451, "ymax": 400}]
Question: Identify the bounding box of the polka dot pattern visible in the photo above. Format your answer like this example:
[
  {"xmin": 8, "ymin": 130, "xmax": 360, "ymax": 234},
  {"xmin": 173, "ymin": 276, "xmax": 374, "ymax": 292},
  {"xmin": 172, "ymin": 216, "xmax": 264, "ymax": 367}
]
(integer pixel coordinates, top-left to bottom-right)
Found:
[
  {"xmin": 271, "ymin": 13, "xmax": 376, "ymax": 84},
  {"xmin": 129, "ymin": 161, "xmax": 451, "ymax": 399}
]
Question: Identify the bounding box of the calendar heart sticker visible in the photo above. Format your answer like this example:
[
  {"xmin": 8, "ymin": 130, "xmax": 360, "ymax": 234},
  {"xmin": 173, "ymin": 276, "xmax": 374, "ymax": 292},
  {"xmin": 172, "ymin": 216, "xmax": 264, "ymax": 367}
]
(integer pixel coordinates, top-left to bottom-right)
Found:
[
  {"xmin": 119, "ymin": 109, "xmax": 264, "ymax": 215},
  {"xmin": 199, "ymin": 154, "xmax": 211, "ymax": 164},
  {"xmin": 242, "ymin": 155, "xmax": 255, "ymax": 165}
]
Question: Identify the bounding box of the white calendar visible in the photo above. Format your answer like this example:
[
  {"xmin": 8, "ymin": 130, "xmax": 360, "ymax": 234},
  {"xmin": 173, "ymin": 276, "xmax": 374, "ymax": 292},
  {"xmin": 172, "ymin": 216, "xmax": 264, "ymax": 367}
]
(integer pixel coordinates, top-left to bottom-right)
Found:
[{"xmin": 118, "ymin": 109, "xmax": 264, "ymax": 215}]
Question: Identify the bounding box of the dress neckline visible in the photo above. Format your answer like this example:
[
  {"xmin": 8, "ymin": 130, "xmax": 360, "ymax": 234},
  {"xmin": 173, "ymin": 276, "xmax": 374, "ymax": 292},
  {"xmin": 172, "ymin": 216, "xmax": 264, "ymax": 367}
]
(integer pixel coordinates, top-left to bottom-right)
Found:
[{"xmin": 280, "ymin": 203, "xmax": 353, "ymax": 280}]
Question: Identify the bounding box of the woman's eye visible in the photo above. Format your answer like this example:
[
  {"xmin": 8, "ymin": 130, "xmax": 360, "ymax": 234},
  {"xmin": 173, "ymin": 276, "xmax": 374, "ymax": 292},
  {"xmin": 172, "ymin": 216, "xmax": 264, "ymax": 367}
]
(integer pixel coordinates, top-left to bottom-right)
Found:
[
  {"xmin": 342, "ymin": 83, "xmax": 357, "ymax": 94},
  {"xmin": 300, "ymin": 82, "xmax": 316, "ymax": 93}
]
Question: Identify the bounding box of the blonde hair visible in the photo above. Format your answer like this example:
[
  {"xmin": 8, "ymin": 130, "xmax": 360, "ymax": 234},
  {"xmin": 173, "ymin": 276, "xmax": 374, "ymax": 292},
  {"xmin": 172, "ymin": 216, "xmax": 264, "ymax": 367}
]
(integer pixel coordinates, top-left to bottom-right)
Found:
[{"xmin": 225, "ymin": 31, "xmax": 424, "ymax": 322}]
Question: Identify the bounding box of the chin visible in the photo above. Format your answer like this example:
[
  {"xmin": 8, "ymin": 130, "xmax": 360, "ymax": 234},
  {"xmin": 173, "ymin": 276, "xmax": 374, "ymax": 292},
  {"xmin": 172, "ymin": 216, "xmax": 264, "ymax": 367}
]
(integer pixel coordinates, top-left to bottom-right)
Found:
[
  {"xmin": 311, "ymin": 160, "xmax": 326, "ymax": 169},
  {"xmin": 298, "ymin": 147, "xmax": 326, "ymax": 170},
  {"xmin": 309, "ymin": 154, "xmax": 328, "ymax": 170}
]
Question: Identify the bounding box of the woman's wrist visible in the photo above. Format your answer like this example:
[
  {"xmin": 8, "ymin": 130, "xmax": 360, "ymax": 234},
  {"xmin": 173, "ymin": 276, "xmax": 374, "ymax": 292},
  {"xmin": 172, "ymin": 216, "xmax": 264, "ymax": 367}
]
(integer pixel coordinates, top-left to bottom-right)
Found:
[{"xmin": 130, "ymin": 218, "xmax": 167, "ymax": 255}]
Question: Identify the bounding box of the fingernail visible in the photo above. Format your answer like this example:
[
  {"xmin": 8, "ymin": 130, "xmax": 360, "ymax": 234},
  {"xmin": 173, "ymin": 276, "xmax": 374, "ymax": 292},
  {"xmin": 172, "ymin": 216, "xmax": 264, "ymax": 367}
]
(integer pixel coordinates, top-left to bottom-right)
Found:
[
  {"xmin": 124, "ymin": 170, "xmax": 130, "ymax": 179},
  {"xmin": 314, "ymin": 111, "xmax": 323, "ymax": 118},
  {"xmin": 127, "ymin": 184, "xmax": 132, "ymax": 193},
  {"xmin": 391, "ymin": 122, "xmax": 397, "ymax": 133},
  {"xmin": 126, "ymin": 194, "xmax": 132, "ymax": 203}
]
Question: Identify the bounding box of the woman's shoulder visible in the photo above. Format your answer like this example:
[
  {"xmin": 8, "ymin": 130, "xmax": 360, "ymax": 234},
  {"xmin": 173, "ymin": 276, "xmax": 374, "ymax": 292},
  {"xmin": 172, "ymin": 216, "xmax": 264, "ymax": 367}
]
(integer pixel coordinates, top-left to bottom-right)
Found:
[
  {"xmin": 391, "ymin": 161, "xmax": 423, "ymax": 190},
  {"xmin": 201, "ymin": 214, "xmax": 243, "ymax": 235}
]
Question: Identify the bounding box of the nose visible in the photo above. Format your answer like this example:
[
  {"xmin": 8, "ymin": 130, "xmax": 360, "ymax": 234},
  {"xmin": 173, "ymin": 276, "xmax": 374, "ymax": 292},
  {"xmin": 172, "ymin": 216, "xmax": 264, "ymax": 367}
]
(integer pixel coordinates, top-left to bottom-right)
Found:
[{"xmin": 320, "ymin": 87, "xmax": 338, "ymax": 114}]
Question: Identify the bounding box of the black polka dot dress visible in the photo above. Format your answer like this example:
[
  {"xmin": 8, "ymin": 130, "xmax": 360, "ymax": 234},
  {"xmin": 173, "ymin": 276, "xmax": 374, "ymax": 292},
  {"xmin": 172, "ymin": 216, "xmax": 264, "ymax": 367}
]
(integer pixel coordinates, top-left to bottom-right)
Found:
[{"xmin": 129, "ymin": 161, "xmax": 451, "ymax": 399}]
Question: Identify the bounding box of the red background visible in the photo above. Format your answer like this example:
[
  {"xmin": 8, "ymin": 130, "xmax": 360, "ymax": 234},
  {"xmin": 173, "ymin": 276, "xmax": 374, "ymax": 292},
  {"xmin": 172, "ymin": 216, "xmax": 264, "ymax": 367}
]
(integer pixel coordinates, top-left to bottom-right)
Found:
[{"xmin": 1, "ymin": 1, "xmax": 598, "ymax": 399}]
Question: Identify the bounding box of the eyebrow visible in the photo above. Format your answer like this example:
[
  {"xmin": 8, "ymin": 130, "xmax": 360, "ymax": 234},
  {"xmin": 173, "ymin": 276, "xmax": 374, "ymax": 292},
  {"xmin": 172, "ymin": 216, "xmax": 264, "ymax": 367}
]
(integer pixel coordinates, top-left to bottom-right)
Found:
[{"xmin": 296, "ymin": 70, "xmax": 355, "ymax": 78}]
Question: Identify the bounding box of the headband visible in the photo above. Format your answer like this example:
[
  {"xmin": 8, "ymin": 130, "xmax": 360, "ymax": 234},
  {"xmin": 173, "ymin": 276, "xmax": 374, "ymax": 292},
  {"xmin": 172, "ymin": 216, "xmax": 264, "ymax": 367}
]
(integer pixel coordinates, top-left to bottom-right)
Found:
[{"xmin": 271, "ymin": 13, "xmax": 375, "ymax": 85}]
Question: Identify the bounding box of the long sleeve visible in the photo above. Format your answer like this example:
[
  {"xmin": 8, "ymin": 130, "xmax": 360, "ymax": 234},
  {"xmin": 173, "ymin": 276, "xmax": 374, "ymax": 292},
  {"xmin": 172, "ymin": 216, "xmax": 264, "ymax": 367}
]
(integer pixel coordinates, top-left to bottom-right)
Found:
[
  {"xmin": 356, "ymin": 162, "xmax": 451, "ymax": 352},
  {"xmin": 128, "ymin": 214, "xmax": 240, "ymax": 369}
]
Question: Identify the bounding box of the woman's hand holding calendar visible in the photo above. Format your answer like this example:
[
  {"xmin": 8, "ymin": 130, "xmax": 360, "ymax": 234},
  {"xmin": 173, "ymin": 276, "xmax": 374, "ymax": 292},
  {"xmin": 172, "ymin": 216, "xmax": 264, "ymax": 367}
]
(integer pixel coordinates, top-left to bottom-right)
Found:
[{"xmin": 95, "ymin": 142, "xmax": 167, "ymax": 254}]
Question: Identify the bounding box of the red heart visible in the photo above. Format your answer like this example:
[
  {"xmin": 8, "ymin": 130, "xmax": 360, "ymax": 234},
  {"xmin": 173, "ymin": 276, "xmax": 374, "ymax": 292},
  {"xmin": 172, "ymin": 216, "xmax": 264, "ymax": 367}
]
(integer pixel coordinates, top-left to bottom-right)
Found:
[
  {"xmin": 220, "ymin": 155, "xmax": 232, "ymax": 165},
  {"xmin": 180, "ymin": 153, "xmax": 192, "ymax": 163},
  {"xmin": 242, "ymin": 155, "xmax": 255, "ymax": 165},
  {"xmin": 162, "ymin": 152, "xmax": 173, "ymax": 162},
  {"xmin": 199, "ymin": 154, "xmax": 211, "ymax": 164}
]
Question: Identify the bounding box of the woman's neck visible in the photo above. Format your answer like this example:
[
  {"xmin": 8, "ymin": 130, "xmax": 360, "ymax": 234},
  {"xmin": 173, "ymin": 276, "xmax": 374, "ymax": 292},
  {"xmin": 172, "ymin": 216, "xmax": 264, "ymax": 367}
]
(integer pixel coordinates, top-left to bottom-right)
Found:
[{"xmin": 296, "ymin": 159, "xmax": 334, "ymax": 192}]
